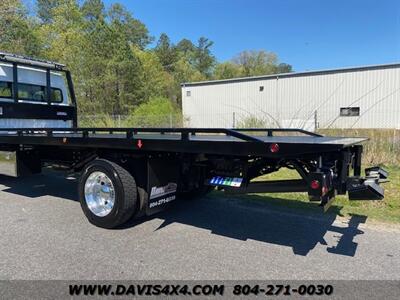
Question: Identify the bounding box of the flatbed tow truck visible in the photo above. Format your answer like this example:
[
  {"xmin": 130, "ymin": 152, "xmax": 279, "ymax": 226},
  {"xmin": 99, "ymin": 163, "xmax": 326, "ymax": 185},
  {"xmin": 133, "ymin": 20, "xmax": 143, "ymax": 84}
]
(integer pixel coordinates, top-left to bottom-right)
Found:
[{"xmin": 0, "ymin": 52, "xmax": 387, "ymax": 228}]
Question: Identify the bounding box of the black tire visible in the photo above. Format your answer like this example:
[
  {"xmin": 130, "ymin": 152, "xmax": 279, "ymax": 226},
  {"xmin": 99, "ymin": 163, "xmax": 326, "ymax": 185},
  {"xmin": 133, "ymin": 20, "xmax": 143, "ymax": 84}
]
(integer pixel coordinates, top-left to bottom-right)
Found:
[{"xmin": 78, "ymin": 159, "xmax": 137, "ymax": 228}]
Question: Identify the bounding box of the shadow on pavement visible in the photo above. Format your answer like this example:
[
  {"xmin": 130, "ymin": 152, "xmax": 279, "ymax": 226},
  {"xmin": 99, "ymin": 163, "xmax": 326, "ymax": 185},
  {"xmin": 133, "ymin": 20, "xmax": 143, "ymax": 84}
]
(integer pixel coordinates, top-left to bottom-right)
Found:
[
  {"xmin": 0, "ymin": 173, "xmax": 367, "ymax": 256},
  {"xmin": 150, "ymin": 195, "xmax": 367, "ymax": 256},
  {"xmin": 0, "ymin": 172, "xmax": 78, "ymax": 201}
]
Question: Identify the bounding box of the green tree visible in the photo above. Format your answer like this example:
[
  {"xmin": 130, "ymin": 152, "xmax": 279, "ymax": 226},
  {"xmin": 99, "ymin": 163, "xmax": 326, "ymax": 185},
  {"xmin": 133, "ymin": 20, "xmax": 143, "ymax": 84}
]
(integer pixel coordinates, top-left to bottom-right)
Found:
[
  {"xmin": 233, "ymin": 50, "xmax": 279, "ymax": 76},
  {"xmin": 159, "ymin": 36, "xmax": 216, "ymax": 103},
  {"xmin": 81, "ymin": 0, "xmax": 105, "ymax": 22},
  {"xmin": 133, "ymin": 47, "xmax": 174, "ymax": 102},
  {"xmin": 108, "ymin": 3, "xmax": 151, "ymax": 49},
  {"xmin": 127, "ymin": 96, "xmax": 181, "ymax": 127},
  {"xmin": 214, "ymin": 62, "xmax": 242, "ymax": 79},
  {"xmin": 192, "ymin": 37, "xmax": 216, "ymax": 78},
  {"xmin": 213, "ymin": 50, "xmax": 293, "ymax": 79},
  {"xmin": 37, "ymin": 0, "xmax": 89, "ymax": 111},
  {"xmin": 37, "ymin": 0, "xmax": 68, "ymax": 23},
  {"xmin": 0, "ymin": 0, "xmax": 40, "ymax": 55},
  {"xmin": 276, "ymin": 63, "xmax": 292, "ymax": 73},
  {"xmin": 154, "ymin": 33, "xmax": 178, "ymax": 73},
  {"xmin": 176, "ymin": 38, "xmax": 195, "ymax": 56},
  {"xmin": 1, "ymin": 0, "xmax": 293, "ymax": 123},
  {"xmin": 36, "ymin": 0, "xmax": 150, "ymax": 115},
  {"xmin": 81, "ymin": 19, "xmax": 142, "ymax": 114},
  {"xmin": 169, "ymin": 57, "xmax": 206, "ymax": 105}
]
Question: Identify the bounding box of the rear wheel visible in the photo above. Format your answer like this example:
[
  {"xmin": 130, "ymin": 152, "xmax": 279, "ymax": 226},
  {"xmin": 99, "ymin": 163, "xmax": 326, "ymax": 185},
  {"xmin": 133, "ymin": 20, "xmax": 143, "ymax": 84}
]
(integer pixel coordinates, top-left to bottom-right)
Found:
[{"xmin": 78, "ymin": 159, "xmax": 137, "ymax": 228}]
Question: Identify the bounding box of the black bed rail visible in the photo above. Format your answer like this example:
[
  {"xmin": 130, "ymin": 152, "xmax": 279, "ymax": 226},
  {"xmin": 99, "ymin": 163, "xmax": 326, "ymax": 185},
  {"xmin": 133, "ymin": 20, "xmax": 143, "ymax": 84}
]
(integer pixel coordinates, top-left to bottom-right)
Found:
[
  {"xmin": 0, "ymin": 127, "xmax": 322, "ymax": 142},
  {"xmin": 234, "ymin": 128, "xmax": 322, "ymax": 137},
  {"xmin": 0, "ymin": 127, "xmax": 264, "ymax": 142}
]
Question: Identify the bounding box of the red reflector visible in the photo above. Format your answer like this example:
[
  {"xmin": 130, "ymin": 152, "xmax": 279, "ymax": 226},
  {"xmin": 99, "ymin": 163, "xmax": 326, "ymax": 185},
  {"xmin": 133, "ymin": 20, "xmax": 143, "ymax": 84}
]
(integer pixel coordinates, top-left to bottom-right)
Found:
[
  {"xmin": 322, "ymin": 186, "xmax": 328, "ymax": 195},
  {"xmin": 137, "ymin": 139, "xmax": 143, "ymax": 149},
  {"xmin": 311, "ymin": 180, "xmax": 320, "ymax": 190},
  {"xmin": 269, "ymin": 143, "xmax": 280, "ymax": 153}
]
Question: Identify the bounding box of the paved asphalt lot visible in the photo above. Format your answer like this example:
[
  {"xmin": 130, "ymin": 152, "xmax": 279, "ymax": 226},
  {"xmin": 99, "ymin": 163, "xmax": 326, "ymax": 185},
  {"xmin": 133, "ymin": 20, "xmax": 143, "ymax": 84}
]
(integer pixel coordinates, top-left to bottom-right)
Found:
[{"xmin": 0, "ymin": 171, "xmax": 399, "ymax": 280}]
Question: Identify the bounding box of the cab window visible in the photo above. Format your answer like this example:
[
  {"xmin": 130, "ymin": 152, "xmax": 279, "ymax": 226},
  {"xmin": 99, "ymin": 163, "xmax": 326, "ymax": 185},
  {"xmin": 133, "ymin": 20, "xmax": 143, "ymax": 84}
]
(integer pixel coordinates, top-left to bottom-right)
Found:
[
  {"xmin": 51, "ymin": 88, "xmax": 63, "ymax": 103},
  {"xmin": 0, "ymin": 81, "xmax": 63, "ymax": 103},
  {"xmin": 18, "ymin": 83, "xmax": 63, "ymax": 103},
  {"xmin": 18, "ymin": 83, "xmax": 46, "ymax": 101},
  {"xmin": 0, "ymin": 81, "xmax": 12, "ymax": 98}
]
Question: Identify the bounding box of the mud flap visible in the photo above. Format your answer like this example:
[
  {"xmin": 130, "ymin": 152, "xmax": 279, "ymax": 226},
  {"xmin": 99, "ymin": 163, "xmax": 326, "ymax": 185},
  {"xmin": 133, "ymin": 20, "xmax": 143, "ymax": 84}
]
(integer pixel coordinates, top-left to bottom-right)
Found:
[
  {"xmin": 145, "ymin": 157, "xmax": 180, "ymax": 215},
  {"xmin": 320, "ymin": 190, "xmax": 337, "ymax": 212},
  {"xmin": 16, "ymin": 150, "xmax": 41, "ymax": 176}
]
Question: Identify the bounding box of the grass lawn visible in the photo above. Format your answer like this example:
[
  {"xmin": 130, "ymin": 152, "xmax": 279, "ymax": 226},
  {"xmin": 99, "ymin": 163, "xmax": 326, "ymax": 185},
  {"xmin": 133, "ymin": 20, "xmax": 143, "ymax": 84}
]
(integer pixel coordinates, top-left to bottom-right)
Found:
[{"xmin": 225, "ymin": 165, "xmax": 400, "ymax": 224}]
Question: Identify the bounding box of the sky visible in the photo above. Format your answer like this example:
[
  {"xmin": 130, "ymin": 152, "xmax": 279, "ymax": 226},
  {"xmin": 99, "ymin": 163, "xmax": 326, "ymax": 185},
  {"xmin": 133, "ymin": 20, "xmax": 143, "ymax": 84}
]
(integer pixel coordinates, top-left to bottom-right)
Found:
[
  {"xmin": 100, "ymin": 0, "xmax": 400, "ymax": 71},
  {"xmin": 25, "ymin": 0, "xmax": 400, "ymax": 71}
]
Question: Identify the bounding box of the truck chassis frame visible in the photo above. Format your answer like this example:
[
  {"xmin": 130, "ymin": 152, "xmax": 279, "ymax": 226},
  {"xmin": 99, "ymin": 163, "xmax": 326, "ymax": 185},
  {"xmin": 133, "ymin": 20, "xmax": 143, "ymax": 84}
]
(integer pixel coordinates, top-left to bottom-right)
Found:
[
  {"xmin": 0, "ymin": 126, "xmax": 387, "ymax": 228},
  {"xmin": 0, "ymin": 52, "xmax": 387, "ymax": 228}
]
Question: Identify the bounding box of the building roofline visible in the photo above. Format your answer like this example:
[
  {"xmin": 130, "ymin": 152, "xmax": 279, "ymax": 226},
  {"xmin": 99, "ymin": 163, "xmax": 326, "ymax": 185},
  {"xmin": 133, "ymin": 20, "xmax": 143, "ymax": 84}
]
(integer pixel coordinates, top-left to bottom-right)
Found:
[{"xmin": 181, "ymin": 62, "xmax": 400, "ymax": 87}]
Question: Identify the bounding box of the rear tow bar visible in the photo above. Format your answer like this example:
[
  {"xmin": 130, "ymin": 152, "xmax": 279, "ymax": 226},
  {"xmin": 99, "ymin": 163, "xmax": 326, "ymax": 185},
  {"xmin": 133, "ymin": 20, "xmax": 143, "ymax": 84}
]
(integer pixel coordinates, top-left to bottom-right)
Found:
[{"xmin": 347, "ymin": 167, "xmax": 388, "ymax": 200}]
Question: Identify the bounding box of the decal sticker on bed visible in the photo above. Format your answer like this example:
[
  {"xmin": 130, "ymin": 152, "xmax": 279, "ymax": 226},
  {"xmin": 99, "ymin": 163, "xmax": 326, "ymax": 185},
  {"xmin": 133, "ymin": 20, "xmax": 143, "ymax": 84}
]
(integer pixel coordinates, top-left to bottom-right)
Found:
[
  {"xmin": 148, "ymin": 182, "xmax": 178, "ymax": 208},
  {"xmin": 209, "ymin": 176, "xmax": 243, "ymax": 187}
]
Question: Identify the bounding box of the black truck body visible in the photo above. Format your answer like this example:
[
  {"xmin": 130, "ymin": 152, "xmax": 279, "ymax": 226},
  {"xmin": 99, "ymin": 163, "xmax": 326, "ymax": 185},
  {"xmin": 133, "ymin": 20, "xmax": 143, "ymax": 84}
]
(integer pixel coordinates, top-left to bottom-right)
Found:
[{"xmin": 0, "ymin": 52, "xmax": 387, "ymax": 228}]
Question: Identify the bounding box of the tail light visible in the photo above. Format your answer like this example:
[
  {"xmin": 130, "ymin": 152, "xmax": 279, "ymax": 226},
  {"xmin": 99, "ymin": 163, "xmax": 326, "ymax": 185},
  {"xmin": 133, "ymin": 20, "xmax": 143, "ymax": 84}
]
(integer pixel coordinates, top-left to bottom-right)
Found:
[
  {"xmin": 308, "ymin": 170, "xmax": 333, "ymax": 201},
  {"xmin": 269, "ymin": 143, "xmax": 280, "ymax": 153},
  {"xmin": 310, "ymin": 180, "xmax": 320, "ymax": 190}
]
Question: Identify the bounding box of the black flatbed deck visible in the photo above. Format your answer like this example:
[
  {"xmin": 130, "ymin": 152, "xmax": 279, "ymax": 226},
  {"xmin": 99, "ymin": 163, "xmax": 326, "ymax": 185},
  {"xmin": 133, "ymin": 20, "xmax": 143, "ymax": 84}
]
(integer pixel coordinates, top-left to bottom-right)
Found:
[
  {"xmin": 0, "ymin": 52, "xmax": 385, "ymax": 228},
  {"xmin": 0, "ymin": 127, "xmax": 367, "ymax": 157}
]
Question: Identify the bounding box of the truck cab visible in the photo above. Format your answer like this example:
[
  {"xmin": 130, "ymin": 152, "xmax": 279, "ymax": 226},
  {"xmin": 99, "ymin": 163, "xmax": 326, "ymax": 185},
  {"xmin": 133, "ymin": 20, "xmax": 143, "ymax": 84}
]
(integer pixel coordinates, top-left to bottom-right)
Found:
[{"xmin": 0, "ymin": 52, "xmax": 77, "ymax": 128}]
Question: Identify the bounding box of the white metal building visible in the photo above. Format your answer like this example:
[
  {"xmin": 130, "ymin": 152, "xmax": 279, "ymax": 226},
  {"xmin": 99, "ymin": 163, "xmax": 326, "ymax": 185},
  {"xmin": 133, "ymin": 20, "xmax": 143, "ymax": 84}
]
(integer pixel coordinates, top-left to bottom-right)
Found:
[{"xmin": 181, "ymin": 63, "xmax": 400, "ymax": 130}]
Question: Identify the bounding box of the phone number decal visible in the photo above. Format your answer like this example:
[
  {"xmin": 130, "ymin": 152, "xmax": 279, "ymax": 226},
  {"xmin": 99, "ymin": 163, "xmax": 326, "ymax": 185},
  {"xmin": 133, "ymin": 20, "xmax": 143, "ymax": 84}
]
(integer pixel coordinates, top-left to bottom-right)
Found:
[{"xmin": 233, "ymin": 284, "xmax": 333, "ymax": 296}]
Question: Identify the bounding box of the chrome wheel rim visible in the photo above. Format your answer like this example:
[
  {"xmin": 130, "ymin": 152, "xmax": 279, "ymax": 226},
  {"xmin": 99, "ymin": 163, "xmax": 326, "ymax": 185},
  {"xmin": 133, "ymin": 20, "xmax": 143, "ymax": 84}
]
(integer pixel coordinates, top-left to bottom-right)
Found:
[{"xmin": 84, "ymin": 171, "xmax": 115, "ymax": 217}]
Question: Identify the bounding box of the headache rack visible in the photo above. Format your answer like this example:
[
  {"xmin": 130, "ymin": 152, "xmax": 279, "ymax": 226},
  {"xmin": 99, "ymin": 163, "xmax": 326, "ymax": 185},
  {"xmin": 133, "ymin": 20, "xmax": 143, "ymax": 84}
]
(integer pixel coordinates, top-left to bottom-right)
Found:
[
  {"xmin": 0, "ymin": 51, "xmax": 66, "ymax": 70},
  {"xmin": 0, "ymin": 51, "xmax": 78, "ymax": 126}
]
